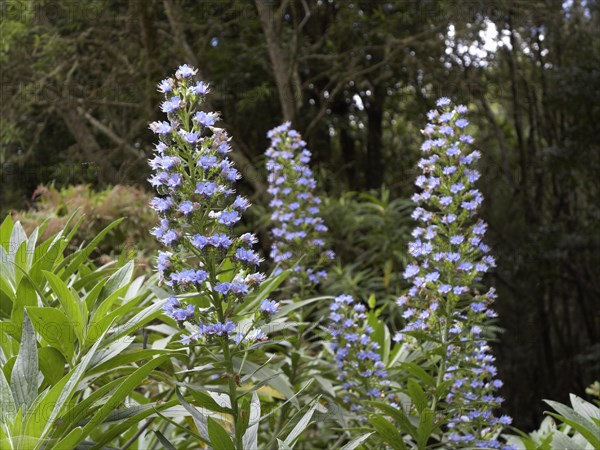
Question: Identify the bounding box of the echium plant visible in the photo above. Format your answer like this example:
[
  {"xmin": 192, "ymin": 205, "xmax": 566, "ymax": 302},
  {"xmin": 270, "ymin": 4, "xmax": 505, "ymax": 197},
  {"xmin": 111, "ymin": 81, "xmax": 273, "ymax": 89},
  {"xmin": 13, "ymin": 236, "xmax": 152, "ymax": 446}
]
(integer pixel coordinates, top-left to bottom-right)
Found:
[
  {"xmin": 265, "ymin": 122, "xmax": 334, "ymax": 289},
  {"xmin": 327, "ymin": 294, "xmax": 393, "ymax": 421},
  {"xmin": 395, "ymin": 98, "xmax": 514, "ymax": 449},
  {"xmin": 148, "ymin": 65, "xmax": 279, "ymax": 446}
]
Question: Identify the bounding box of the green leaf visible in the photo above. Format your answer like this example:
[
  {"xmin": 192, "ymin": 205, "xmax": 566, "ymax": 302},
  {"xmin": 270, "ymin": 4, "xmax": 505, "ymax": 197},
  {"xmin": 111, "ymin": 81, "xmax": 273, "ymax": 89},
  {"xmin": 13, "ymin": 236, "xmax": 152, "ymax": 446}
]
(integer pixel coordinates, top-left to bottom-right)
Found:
[
  {"xmin": 14, "ymin": 265, "xmax": 51, "ymax": 309},
  {"xmin": 401, "ymin": 362, "xmax": 436, "ymax": 387},
  {"xmin": 42, "ymin": 271, "xmax": 85, "ymax": 343},
  {"xmin": 416, "ymin": 408, "xmax": 435, "ymax": 449},
  {"xmin": 123, "ymin": 275, "xmax": 146, "ymax": 300},
  {"xmin": 242, "ymin": 392, "xmax": 260, "ymax": 450},
  {"xmin": 10, "ymin": 313, "xmax": 38, "ymax": 412},
  {"xmin": 10, "ymin": 220, "xmax": 27, "ymax": 246},
  {"xmin": 175, "ymin": 389, "xmax": 210, "ymax": 442},
  {"xmin": 85, "ymin": 285, "xmax": 131, "ymax": 347},
  {"xmin": 239, "ymin": 355, "xmax": 277, "ymax": 385},
  {"xmin": 83, "ymin": 278, "xmax": 109, "ymax": 311},
  {"xmin": 549, "ymin": 430, "xmax": 577, "ymax": 449},
  {"xmin": 239, "ymin": 397, "xmax": 251, "ymax": 443},
  {"xmin": 104, "ymin": 298, "xmax": 165, "ymax": 344},
  {"xmin": 0, "ymin": 276, "xmax": 15, "ymax": 317},
  {"xmin": 51, "ymin": 378, "xmax": 123, "ymax": 439},
  {"xmin": 238, "ymin": 269, "xmax": 290, "ymax": 314},
  {"xmin": 1, "ymin": 356, "xmax": 16, "ymax": 381},
  {"xmin": 253, "ymin": 380, "xmax": 314, "ymax": 425},
  {"xmin": 368, "ymin": 414, "xmax": 407, "ymax": 450},
  {"xmin": 368, "ymin": 294, "xmax": 376, "ymax": 309},
  {"xmin": 11, "ymin": 275, "xmax": 38, "ymax": 334},
  {"xmin": 381, "ymin": 323, "xmax": 391, "ymax": 364},
  {"xmin": 76, "ymin": 355, "xmax": 171, "ymax": 443},
  {"xmin": 233, "ymin": 357, "xmax": 296, "ymax": 407},
  {"xmin": 38, "ymin": 347, "xmax": 65, "ymax": 387},
  {"xmin": 238, "ymin": 373, "xmax": 281, "ymax": 399},
  {"xmin": 10, "ymin": 407, "xmax": 25, "ymax": 443},
  {"xmin": 340, "ymin": 432, "xmax": 375, "ymax": 450},
  {"xmin": 0, "ymin": 215, "xmax": 14, "ymax": 251},
  {"xmin": 31, "ymin": 323, "xmax": 112, "ymax": 441},
  {"xmin": 52, "ymin": 427, "xmax": 84, "ymax": 449},
  {"xmin": 283, "ymin": 399, "xmax": 319, "ymax": 447},
  {"xmin": 188, "ymin": 388, "xmax": 233, "ymax": 414},
  {"xmin": 277, "ymin": 296, "xmax": 331, "ymax": 317},
  {"xmin": 207, "ymin": 416, "xmax": 235, "ymax": 450},
  {"xmin": 104, "ymin": 403, "xmax": 158, "ymax": 423},
  {"xmin": 86, "ymin": 349, "xmax": 168, "ymax": 376},
  {"xmin": 24, "ymin": 225, "xmax": 39, "ymax": 268},
  {"xmin": 277, "ymin": 439, "xmax": 294, "ymax": 450},
  {"xmin": 368, "ymin": 312, "xmax": 389, "ymax": 363},
  {"xmin": 545, "ymin": 408, "xmax": 600, "ymax": 448},
  {"xmin": 153, "ymin": 430, "xmax": 177, "ymax": 450},
  {"xmin": 27, "ymin": 306, "xmax": 75, "ymax": 361},
  {"xmin": 369, "ymin": 401, "xmax": 417, "ymax": 441},
  {"xmin": 56, "ymin": 218, "xmax": 124, "ymax": 280},
  {"xmin": 96, "ymin": 261, "xmax": 134, "ymax": 305},
  {"xmin": 0, "ymin": 368, "xmax": 16, "ymax": 422},
  {"xmin": 569, "ymin": 394, "xmax": 599, "ymax": 424},
  {"xmin": 75, "ymin": 266, "xmax": 113, "ymax": 291},
  {"xmin": 14, "ymin": 240, "xmax": 29, "ymax": 286},
  {"xmin": 88, "ymin": 337, "xmax": 134, "ymax": 369},
  {"xmin": 10, "ymin": 222, "xmax": 27, "ymax": 266},
  {"xmin": 407, "ymin": 378, "xmax": 427, "ymax": 413},
  {"xmin": 434, "ymin": 379, "xmax": 453, "ymax": 400},
  {"xmin": 29, "ymin": 233, "xmax": 67, "ymax": 286},
  {"xmin": 62, "ymin": 212, "xmax": 84, "ymax": 245},
  {"xmin": 151, "ymin": 408, "xmax": 207, "ymax": 447},
  {"xmin": 0, "ymin": 246, "xmax": 15, "ymax": 288}
]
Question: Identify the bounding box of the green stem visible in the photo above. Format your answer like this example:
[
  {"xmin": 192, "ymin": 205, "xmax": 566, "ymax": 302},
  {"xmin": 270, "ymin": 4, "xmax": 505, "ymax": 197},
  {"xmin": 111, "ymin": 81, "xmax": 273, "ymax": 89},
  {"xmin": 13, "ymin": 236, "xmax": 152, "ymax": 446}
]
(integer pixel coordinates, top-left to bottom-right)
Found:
[
  {"xmin": 430, "ymin": 334, "xmax": 447, "ymax": 414},
  {"xmin": 216, "ymin": 297, "xmax": 242, "ymax": 449},
  {"xmin": 222, "ymin": 339, "xmax": 242, "ymax": 448},
  {"xmin": 430, "ymin": 301, "xmax": 450, "ymax": 420},
  {"xmin": 272, "ymin": 291, "xmax": 304, "ymax": 444}
]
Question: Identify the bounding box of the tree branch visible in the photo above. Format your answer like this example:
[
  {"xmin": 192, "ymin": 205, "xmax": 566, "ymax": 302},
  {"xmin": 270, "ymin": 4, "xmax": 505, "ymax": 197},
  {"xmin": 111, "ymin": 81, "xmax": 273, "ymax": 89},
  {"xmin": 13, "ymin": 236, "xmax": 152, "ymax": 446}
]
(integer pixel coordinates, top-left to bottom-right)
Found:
[{"xmin": 254, "ymin": 0, "xmax": 298, "ymax": 123}]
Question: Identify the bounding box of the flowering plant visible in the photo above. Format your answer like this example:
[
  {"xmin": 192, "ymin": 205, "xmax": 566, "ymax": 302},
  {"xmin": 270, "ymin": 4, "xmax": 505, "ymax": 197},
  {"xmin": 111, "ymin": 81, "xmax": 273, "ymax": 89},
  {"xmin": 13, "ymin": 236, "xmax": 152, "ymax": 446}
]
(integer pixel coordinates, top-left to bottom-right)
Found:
[
  {"xmin": 388, "ymin": 98, "xmax": 514, "ymax": 449},
  {"xmin": 146, "ymin": 81, "xmax": 518, "ymax": 449},
  {"xmin": 148, "ymin": 65, "xmax": 297, "ymax": 448},
  {"xmin": 327, "ymin": 294, "xmax": 393, "ymax": 420},
  {"xmin": 149, "ymin": 63, "xmax": 274, "ymax": 344},
  {"xmin": 265, "ymin": 122, "xmax": 334, "ymax": 292}
]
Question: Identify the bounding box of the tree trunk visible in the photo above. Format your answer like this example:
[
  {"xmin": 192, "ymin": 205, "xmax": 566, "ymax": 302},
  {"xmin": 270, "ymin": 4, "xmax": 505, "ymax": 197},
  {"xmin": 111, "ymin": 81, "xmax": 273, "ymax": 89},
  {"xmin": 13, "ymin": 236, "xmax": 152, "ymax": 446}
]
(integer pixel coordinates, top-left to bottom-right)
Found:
[
  {"xmin": 254, "ymin": 0, "xmax": 297, "ymax": 124},
  {"xmin": 56, "ymin": 106, "xmax": 112, "ymax": 184},
  {"xmin": 365, "ymin": 85, "xmax": 384, "ymax": 189}
]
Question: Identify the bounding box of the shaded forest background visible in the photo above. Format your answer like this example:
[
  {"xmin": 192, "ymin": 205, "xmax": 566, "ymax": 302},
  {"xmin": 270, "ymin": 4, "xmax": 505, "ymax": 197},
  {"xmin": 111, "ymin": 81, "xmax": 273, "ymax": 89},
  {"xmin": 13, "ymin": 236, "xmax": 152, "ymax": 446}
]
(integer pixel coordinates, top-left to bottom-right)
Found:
[{"xmin": 1, "ymin": 0, "xmax": 598, "ymax": 429}]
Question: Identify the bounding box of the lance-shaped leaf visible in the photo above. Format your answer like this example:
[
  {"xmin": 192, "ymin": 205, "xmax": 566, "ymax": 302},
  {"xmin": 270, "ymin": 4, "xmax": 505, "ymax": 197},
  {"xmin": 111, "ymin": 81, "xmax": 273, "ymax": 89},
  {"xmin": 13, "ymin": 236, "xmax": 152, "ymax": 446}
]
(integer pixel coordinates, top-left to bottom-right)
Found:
[{"xmin": 10, "ymin": 313, "xmax": 38, "ymax": 413}]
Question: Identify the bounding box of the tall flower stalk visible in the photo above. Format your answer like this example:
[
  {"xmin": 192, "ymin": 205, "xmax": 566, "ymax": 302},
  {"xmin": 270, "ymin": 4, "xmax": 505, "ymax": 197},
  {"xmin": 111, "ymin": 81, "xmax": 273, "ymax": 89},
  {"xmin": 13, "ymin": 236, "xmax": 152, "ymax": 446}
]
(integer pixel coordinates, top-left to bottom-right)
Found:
[
  {"xmin": 265, "ymin": 122, "xmax": 334, "ymax": 291},
  {"xmin": 327, "ymin": 294, "xmax": 392, "ymax": 421},
  {"xmin": 395, "ymin": 98, "xmax": 514, "ymax": 449},
  {"xmin": 264, "ymin": 123, "xmax": 335, "ymax": 436},
  {"xmin": 148, "ymin": 64, "xmax": 277, "ymax": 448}
]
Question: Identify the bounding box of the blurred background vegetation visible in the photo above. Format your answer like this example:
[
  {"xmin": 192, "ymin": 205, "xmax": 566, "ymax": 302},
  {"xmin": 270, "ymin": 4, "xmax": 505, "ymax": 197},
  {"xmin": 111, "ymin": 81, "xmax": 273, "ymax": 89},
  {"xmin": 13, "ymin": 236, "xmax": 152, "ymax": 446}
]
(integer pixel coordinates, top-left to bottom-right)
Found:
[{"xmin": 1, "ymin": 0, "xmax": 598, "ymax": 429}]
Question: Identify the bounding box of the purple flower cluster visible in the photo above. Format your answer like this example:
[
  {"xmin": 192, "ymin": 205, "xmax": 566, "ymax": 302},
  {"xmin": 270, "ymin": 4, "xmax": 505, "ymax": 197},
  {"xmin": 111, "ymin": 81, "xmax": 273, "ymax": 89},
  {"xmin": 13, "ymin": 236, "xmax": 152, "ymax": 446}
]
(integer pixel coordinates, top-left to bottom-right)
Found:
[
  {"xmin": 395, "ymin": 98, "xmax": 514, "ymax": 449},
  {"xmin": 327, "ymin": 294, "xmax": 392, "ymax": 420},
  {"xmin": 265, "ymin": 122, "xmax": 334, "ymax": 285},
  {"xmin": 149, "ymin": 65, "xmax": 267, "ymax": 345}
]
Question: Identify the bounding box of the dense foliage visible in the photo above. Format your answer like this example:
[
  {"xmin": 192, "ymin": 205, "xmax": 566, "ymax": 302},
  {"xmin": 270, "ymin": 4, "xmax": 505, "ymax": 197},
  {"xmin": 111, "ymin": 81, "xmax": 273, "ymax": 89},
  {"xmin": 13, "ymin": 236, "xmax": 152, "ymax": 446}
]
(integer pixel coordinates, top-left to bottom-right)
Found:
[{"xmin": 1, "ymin": 0, "xmax": 598, "ymax": 446}]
